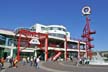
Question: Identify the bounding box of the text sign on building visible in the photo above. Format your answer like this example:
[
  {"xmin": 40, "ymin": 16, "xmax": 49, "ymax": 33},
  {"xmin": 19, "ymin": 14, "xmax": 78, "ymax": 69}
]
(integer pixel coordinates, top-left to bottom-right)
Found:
[{"xmin": 29, "ymin": 38, "xmax": 40, "ymax": 45}]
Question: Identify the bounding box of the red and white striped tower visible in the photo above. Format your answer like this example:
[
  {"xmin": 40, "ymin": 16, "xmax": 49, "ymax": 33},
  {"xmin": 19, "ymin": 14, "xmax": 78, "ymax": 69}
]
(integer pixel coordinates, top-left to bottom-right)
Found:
[{"xmin": 81, "ymin": 6, "xmax": 96, "ymax": 59}]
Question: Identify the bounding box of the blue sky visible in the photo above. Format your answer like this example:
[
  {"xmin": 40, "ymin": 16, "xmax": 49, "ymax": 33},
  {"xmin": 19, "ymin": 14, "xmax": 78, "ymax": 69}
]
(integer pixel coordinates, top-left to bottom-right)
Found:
[{"xmin": 0, "ymin": 0, "xmax": 108, "ymax": 51}]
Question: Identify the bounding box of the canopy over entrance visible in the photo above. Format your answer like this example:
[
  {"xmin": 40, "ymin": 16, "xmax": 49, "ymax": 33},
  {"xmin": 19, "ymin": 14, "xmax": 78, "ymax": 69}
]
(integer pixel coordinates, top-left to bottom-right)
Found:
[{"xmin": 15, "ymin": 29, "xmax": 48, "ymax": 61}]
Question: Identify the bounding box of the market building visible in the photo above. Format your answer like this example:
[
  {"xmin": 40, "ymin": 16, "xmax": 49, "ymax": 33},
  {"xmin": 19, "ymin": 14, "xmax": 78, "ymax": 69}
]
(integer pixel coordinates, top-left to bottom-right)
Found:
[{"xmin": 0, "ymin": 23, "xmax": 86, "ymax": 61}]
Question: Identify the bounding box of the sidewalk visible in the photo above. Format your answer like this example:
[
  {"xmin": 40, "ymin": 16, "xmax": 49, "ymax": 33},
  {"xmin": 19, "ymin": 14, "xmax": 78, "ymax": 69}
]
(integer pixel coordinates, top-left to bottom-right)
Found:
[
  {"xmin": 3, "ymin": 61, "xmax": 53, "ymax": 72},
  {"xmin": 1, "ymin": 62, "xmax": 10, "ymax": 72},
  {"xmin": 1, "ymin": 61, "xmax": 108, "ymax": 72},
  {"xmin": 40, "ymin": 61, "xmax": 70, "ymax": 72},
  {"xmin": 1, "ymin": 61, "xmax": 68, "ymax": 72}
]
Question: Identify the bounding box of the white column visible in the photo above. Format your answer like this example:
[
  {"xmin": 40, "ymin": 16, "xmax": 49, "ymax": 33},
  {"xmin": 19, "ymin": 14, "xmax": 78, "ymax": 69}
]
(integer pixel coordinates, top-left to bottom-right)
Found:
[
  {"xmin": 34, "ymin": 50, "xmax": 37, "ymax": 58},
  {"xmin": 10, "ymin": 49, "xmax": 13, "ymax": 57}
]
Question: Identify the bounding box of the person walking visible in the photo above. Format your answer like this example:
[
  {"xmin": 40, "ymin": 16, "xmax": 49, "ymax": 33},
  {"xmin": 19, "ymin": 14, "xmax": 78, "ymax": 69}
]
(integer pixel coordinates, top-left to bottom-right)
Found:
[
  {"xmin": 36, "ymin": 56, "xmax": 40, "ymax": 69},
  {"xmin": 27, "ymin": 57, "xmax": 30, "ymax": 63},
  {"xmin": 22, "ymin": 57, "xmax": 26, "ymax": 66},
  {"xmin": 34, "ymin": 57, "xmax": 37, "ymax": 67},
  {"xmin": 13, "ymin": 57, "xmax": 18, "ymax": 68},
  {"xmin": 1, "ymin": 57, "xmax": 5, "ymax": 67},
  {"xmin": 30, "ymin": 57, "xmax": 33, "ymax": 66},
  {"xmin": 9, "ymin": 57, "xmax": 13, "ymax": 67}
]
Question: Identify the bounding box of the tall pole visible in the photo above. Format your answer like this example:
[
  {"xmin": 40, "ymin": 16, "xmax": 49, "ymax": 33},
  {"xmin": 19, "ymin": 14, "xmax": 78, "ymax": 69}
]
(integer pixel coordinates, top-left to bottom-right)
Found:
[
  {"xmin": 78, "ymin": 41, "xmax": 80, "ymax": 60},
  {"xmin": 45, "ymin": 34, "xmax": 48, "ymax": 61},
  {"xmin": 17, "ymin": 32, "xmax": 21, "ymax": 61},
  {"xmin": 64, "ymin": 35, "xmax": 67, "ymax": 61},
  {"xmin": 81, "ymin": 6, "xmax": 96, "ymax": 59}
]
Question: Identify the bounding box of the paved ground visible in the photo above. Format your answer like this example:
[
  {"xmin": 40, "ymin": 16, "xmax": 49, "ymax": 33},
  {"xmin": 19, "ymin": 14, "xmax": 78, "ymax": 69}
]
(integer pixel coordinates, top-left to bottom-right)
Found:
[
  {"xmin": 42, "ymin": 61, "xmax": 108, "ymax": 72},
  {"xmin": 4, "ymin": 62, "xmax": 51, "ymax": 72},
  {"xmin": 1, "ymin": 61, "xmax": 108, "ymax": 72}
]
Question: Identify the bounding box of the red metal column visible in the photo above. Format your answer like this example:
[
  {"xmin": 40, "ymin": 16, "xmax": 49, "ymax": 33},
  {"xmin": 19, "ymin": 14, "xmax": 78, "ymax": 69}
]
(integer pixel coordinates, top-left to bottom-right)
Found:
[
  {"xmin": 85, "ymin": 42, "xmax": 88, "ymax": 58},
  {"xmin": 82, "ymin": 16, "xmax": 96, "ymax": 59},
  {"xmin": 45, "ymin": 35, "xmax": 48, "ymax": 61},
  {"xmin": 78, "ymin": 41, "xmax": 80, "ymax": 60},
  {"xmin": 17, "ymin": 32, "xmax": 21, "ymax": 61},
  {"xmin": 64, "ymin": 35, "xmax": 67, "ymax": 61},
  {"xmin": 52, "ymin": 51, "xmax": 62, "ymax": 61}
]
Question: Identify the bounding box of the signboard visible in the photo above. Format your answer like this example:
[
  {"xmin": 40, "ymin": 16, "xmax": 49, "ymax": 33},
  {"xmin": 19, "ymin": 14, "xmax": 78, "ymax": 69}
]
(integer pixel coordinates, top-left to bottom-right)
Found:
[
  {"xmin": 29, "ymin": 38, "xmax": 40, "ymax": 45},
  {"xmin": 82, "ymin": 6, "xmax": 91, "ymax": 16}
]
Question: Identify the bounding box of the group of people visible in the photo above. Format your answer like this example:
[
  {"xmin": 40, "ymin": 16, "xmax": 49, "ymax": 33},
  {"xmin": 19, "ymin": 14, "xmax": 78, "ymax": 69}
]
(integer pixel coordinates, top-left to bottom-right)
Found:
[
  {"xmin": 0, "ymin": 56, "xmax": 41, "ymax": 70},
  {"xmin": 0, "ymin": 57, "xmax": 17, "ymax": 69},
  {"xmin": 9, "ymin": 57, "xmax": 18, "ymax": 68},
  {"xmin": 69, "ymin": 56, "xmax": 90, "ymax": 66},
  {"xmin": 79, "ymin": 57, "xmax": 90, "ymax": 64},
  {"xmin": 22, "ymin": 56, "xmax": 40, "ymax": 69}
]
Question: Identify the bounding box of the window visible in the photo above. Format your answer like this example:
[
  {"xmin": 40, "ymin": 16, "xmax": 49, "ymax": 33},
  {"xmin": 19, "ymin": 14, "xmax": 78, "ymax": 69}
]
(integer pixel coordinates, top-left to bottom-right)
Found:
[
  {"xmin": 58, "ymin": 28, "xmax": 62, "ymax": 30},
  {"xmin": 31, "ymin": 28, "xmax": 36, "ymax": 31},
  {"xmin": 0, "ymin": 35, "xmax": 6, "ymax": 45},
  {"xmin": 48, "ymin": 33, "xmax": 65, "ymax": 38},
  {"xmin": 31, "ymin": 27, "xmax": 36, "ymax": 31},
  {"xmin": 0, "ymin": 35, "xmax": 5, "ymax": 40},
  {"xmin": 48, "ymin": 27, "xmax": 66, "ymax": 32},
  {"xmin": 63, "ymin": 29, "xmax": 66, "ymax": 32},
  {"xmin": 41, "ymin": 27, "xmax": 46, "ymax": 30}
]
